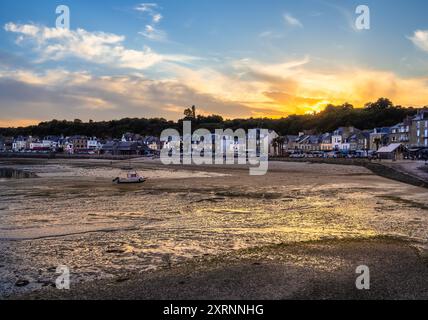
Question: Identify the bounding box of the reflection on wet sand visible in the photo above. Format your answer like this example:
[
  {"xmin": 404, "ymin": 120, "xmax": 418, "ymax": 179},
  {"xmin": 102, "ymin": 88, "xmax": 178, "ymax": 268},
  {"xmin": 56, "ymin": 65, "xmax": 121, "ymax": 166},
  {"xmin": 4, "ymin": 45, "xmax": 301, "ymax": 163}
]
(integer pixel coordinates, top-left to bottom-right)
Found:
[{"xmin": 0, "ymin": 158, "xmax": 427, "ymax": 298}]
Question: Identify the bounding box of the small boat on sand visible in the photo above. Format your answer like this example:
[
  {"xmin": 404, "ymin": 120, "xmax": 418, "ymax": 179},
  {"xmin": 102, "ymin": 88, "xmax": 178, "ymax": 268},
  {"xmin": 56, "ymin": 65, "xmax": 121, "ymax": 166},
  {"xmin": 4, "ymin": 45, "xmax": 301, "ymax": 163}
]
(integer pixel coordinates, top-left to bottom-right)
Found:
[{"xmin": 113, "ymin": 171, "xmax": 146, "ymax": 184}]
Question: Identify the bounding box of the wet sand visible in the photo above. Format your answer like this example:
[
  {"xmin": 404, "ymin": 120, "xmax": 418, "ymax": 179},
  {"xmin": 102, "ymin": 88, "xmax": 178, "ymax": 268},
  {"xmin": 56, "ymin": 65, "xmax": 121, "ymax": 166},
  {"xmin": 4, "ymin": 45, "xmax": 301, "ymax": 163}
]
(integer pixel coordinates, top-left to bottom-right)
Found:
[
  {"xmin": 16, "ymin": 238, "xmax": 428, "ymax": 300},
  {"xmin": 1, "ymin": 158, "xmax": 428, "ymax": 299}
]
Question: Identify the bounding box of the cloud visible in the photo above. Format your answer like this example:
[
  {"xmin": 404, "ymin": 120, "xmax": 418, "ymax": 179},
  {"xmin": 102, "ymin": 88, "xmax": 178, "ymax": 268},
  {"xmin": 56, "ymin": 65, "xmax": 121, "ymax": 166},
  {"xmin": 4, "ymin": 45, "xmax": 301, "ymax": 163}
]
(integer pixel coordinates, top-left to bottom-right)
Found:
[
  {"xmin": 0, "ymin": 68, "xmax": 273, "ymax": 125},
  {"xmin": 139, "ymin": 25, "xmax": 167, "ymax": 42},
  {"xmin": 152, "ymin": 13, "xmax": 163, "ymax": 24},
  {"xmin": 135, "ymin": 3, "xmax": 166, "ymax": 42},
  {"xmin": 235, "ymin": 59, "xmax": 428, "ymax": 113},
  {"xmin": 283, "ymin": 13, "xmax": 303, "ymax": 28},
  {"xmin": 3, "ymin": 19, "xmax": 428, "ymax": 125},
  {"xmin": 4, "ymin": 22, "xmax": 195, "ymax": 69},
  {"xmin": 135, "ymin": 3, "xmax": 158, "ymax": 14},
  {"xmin": 135, "ymin": 3, "xmax": 163, "ymax": 24},
  {"xmin": 2, "ymin": 56, "xmax": 428, "ymax": 127},
  {"xmin": 409, "ymin": 30, "xmax": 428, "ymax": 53},
  {"xmin": 258, "ymin": 31, "xmax": 283, "ymax": 40}
]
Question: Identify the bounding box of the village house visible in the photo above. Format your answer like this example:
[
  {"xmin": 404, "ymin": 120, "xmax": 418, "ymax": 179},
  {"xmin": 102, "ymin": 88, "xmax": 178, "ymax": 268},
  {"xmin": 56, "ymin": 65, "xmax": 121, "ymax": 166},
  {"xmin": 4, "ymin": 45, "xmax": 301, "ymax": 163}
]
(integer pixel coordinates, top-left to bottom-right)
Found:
[
  {"xmin": 291, "ymin": 134, "xmax": 307, "ymax": 152},
  {"xmin": 319, "ymin": 133, "xmax": 333, "ymax": 151},
  {"xmin": 388, "ymin": 118, "xmax": 411, "ymax": 148},
  {"xmin": 122, "ymin": 132, "xmax": 144, "ymax": 142},
  {"xmin": 87, "ymin": 137, "xmax": 102, "ymax": 151},
  {"xmin": 12, "ymin": 136, "xmax": 30, "ymax": 151},
  {"xmin": 42, "ymin": 136, "xmax": 59, "ymax": 151},
  {"xmin": 347, "ymin": 131, "xmax": 370, "ymax": 152},
  {"xmin": 332, "ymin": 127, "xmax": 359, "ymax": 152},
  {"xmin": 29, "ymin": 140, "xmax": 52, "ymax": 152},
  {"xmin": 296, "ymin": 135, "xmax": 321, "ymax": 152},
  {"xmin": 280, "ymin": 135, "xmax": 298, "ymax": 152},
  {"xmin": 410, "ymin": 109, "xmax": 428, "ymax": 148},
  {"xmin": 47, "ymin": 136, "xmax": 68, "ymax": 152},
  {"xmin": 69, "ymin": 136, "xmax": 88, "ymax": 151},
  {"xmin": 369, "ymin": 127, "xmax": 391, "ymax": 151},
  {"xmin": 143, "ymin": 136, "xmax": 161, "ymax": 151}
]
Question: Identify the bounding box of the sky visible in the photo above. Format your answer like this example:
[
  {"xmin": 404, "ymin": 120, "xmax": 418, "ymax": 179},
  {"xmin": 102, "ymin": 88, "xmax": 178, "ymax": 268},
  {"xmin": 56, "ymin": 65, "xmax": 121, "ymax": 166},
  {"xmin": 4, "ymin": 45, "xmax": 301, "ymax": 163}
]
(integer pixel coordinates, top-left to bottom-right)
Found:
[{"xmin": 1, "ymin": 0, "xmax": 428, "ymax": 127}]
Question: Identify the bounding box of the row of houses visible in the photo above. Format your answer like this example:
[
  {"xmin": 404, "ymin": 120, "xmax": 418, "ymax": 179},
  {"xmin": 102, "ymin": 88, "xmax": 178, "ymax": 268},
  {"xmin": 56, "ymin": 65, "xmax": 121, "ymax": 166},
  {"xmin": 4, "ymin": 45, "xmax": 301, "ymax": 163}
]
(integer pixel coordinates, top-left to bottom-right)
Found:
[
  {"xmin": 0, "ymin": 133, "xmax": 162, "ymax": 156},
  {"xmin": 273, "ymin": 109, "xmax": 428, "ymax": 158},
  {"xmin": 1, "ymin": 110, "xmax": 427, "ymax": 159}
]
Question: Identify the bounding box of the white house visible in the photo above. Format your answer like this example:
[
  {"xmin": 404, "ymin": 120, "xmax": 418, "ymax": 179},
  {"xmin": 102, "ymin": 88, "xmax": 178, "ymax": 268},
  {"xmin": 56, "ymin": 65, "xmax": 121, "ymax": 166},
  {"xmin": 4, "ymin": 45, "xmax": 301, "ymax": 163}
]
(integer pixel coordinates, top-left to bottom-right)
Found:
[
  {"xmin": 331, "ymin": 133, "xmax": 343, "ymax": 150},
  {"xmin": 87, "ymin": 137, "xmax": 101, "ymax": 150},
  {"xmin": 12, "ymin": 137, "xmax": 28, "ymax": 151},
  {"xmin": 29, "ymin": 141, "xmax": 51, "ymax": 150}
]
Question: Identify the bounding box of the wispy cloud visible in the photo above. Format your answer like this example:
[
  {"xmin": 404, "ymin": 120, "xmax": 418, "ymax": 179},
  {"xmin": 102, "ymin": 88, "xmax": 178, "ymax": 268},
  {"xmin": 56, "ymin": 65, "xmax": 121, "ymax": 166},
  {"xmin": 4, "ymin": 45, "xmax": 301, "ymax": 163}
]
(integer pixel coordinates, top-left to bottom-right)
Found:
[
  {"xmin": 152, "ymin": 13, "xmax": 162, "ymax": 23},
  {"xmin": 139, "ymin": 25, "xmax": 167, "ymax": 42},
  {"xmin": 135, "ymin": 3, "xmax": 163, "ymax": 23},
  {"xmin": 258, "ymin": 30, "xmax": 283, "ymax": 40},
  {"xmin": 4, "ymin": 22, "xmax": 195, "ymax": 70},
  {"xmin": 283, "ymin": 13, "xmax": 303, "ymax": 28},
  {"xmin": 320, "ymin": 1, "xmax": 358, "ymax": 32},
  {"xmin": 135, "ymin": 2, "xmax": 166, "ymax": 42},
  {"xmin": 409, "ymin": 30, "xmax": 428, "ymax": 53},
  {"xmin": 135, "ymin": 3, "xmax": 158, "ymax": 13}
]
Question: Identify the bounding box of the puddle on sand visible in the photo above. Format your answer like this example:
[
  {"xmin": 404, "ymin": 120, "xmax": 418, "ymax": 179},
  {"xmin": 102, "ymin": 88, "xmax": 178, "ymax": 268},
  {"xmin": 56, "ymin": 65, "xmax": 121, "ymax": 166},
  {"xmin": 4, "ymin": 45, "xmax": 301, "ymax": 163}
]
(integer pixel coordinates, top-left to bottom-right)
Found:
[{"xmin": 0, "ymin": 168, "xmax": 37, "ymax": 179}]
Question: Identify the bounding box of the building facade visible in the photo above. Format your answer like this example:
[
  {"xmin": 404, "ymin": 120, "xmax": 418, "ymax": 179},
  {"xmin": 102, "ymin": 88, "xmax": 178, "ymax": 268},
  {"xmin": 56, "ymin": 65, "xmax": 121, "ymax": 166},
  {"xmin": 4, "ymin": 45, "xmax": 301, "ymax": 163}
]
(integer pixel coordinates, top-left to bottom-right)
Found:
[
  {"xmin": 369, "ymin": 128, "xmax": 391, "ymax": 151},
  {"xmin": 70, "ymin": 136, "xmax": 88, "ymax": 151},
  {"xmin": 389, "ymin": 119, "xmax": 411, "ymax": 148},
  {"xmin": 410, "ymin": 110, "xmax": 428, "ymax": 147}
]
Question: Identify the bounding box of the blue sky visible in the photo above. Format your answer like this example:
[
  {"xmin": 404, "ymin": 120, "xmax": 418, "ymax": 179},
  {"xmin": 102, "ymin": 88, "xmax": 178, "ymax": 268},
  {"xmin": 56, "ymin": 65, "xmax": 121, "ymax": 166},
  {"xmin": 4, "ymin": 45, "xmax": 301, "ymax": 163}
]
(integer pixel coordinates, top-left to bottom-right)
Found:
[{"xmin": 1, "ymin": 0, "xmax": 428, "ymax": 126}]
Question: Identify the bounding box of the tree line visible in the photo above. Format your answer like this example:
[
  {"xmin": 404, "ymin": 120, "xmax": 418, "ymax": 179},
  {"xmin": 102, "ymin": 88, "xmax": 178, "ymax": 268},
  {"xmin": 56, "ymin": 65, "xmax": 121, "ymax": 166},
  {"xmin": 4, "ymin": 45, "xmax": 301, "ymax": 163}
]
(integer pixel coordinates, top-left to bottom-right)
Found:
[{"xmin": 0, "ymin": 98, "xmax": 425, "ymax": 139}]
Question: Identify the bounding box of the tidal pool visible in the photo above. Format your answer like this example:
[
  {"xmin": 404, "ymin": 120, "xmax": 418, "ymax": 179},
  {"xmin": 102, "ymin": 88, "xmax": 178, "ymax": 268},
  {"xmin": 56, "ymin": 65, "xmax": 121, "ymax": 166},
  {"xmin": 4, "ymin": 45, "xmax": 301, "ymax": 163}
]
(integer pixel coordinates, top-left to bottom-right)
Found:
[{"xmin": 0, "ymin": 168, "xmax": 37, "ymax": 179}]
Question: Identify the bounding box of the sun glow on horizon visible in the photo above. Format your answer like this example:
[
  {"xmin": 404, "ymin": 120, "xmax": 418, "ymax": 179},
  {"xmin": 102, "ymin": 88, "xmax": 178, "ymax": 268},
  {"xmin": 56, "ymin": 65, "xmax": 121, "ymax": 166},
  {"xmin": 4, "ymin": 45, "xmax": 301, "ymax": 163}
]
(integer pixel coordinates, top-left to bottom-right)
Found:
[{"xmin": 1, "ymin": 1, "xmax": 428, "ymax": 125}]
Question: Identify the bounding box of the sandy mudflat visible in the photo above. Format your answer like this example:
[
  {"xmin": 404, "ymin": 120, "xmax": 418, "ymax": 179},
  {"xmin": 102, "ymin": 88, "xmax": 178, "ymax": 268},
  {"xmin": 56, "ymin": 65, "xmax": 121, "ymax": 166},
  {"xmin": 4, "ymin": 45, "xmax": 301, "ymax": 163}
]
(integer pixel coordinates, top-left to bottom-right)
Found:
[
  {"xmin": 1, "ymin": 158, "xmax": 428, "ymax": 299},
  {"xmin": 15, "ymin": 238, "xmax": 428, "ymax": 300}
]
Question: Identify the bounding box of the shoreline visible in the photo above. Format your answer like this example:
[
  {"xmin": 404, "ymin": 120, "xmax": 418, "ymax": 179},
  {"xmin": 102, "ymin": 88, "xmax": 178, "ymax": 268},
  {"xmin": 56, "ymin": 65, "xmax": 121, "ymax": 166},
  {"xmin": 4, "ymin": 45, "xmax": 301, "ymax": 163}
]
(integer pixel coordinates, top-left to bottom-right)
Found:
[
  {"xmin": 9, "ymin": 237, "xmax": 428, "ymax": 300},
  {"xmin": 271, "ymin": 157, "xmax": 428, "ymax": 189},
  {"xmin": 2, "ymin": 154, "xmax": 427, "ymax": 188}
]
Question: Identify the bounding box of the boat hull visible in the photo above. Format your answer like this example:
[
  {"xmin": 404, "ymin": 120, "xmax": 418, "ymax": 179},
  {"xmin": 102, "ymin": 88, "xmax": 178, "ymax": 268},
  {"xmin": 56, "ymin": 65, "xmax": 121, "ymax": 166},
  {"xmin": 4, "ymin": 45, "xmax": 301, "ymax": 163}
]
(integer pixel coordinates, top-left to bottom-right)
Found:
[{"xmin": 112, "ymin": 178, "xmax": 146, "ymax": 184}]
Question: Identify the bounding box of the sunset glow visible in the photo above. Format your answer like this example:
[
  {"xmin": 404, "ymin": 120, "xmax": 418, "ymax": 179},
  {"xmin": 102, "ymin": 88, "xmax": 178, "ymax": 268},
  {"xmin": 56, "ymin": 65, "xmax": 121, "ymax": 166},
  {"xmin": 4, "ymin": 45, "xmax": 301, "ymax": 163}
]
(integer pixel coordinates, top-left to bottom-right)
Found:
[{"xmin": 1, "ymin": 0, "xmax": 428, "ymax": 126}]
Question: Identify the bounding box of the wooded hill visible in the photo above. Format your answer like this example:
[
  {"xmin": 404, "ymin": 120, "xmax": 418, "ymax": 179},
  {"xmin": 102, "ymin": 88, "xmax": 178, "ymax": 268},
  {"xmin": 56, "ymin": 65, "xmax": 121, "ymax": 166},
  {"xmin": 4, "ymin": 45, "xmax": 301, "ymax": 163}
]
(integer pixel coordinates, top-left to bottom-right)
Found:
[{"xmin": 1, "ymin": 98, "xmax": 425, "ymax": 138}]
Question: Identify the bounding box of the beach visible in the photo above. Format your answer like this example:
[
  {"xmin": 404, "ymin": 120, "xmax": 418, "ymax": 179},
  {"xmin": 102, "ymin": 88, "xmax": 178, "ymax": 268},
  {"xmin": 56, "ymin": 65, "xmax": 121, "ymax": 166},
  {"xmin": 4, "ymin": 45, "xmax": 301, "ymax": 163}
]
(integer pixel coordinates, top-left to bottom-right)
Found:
[{"xmin": 1, "ymin": 158, "xmax": 428, "ymax": 299}]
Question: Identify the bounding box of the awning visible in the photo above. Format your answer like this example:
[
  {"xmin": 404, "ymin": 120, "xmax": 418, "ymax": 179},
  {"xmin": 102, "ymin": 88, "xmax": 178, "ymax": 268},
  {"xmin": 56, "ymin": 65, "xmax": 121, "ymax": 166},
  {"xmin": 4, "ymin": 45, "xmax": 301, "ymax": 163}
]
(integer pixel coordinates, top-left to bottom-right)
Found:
[{"xmin": 377, "ymin": 143, "xmax": 402, "ymax": 153}]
